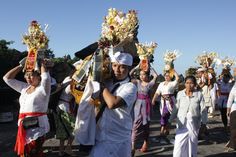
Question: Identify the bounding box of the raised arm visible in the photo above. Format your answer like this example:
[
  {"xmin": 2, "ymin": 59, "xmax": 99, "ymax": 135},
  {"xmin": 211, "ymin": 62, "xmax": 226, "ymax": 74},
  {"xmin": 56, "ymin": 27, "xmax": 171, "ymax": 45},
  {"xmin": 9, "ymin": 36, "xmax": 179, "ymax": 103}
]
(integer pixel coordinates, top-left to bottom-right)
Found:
[
  {"xmin": 130, "ymin": 64, "xmax": 140, "ymax": 85},
  {"xmin": 150, "ymin": 67, "xmax": 158, "ymax": 83},
  {"xmin": 3, "ymin": 65, "xmax": 23, "ymax": 80},
  {"xmin": 173, "ymin": 69, "xmax": 179, "ymax": 82},
  {"xmin": 40, "ymin": 59, "xmax": 51, "ymax": 95},
  {"xmin": 129, "ymin": 64, "xmax": 139, "ymax": 77},
  {"xmin": 41, "ymin": 62, "xmax": 47, "ymax": 73},
  {"xmin": 3, "ymin": 65, "xmax": 27, "ymax": 93},
  {"xmin": 216, "ymin": 83, "xmax": 220, "ymax": 98},
  {"xmin": 169, "ymin": 69, "xmax": 180, "ymax": 88}
]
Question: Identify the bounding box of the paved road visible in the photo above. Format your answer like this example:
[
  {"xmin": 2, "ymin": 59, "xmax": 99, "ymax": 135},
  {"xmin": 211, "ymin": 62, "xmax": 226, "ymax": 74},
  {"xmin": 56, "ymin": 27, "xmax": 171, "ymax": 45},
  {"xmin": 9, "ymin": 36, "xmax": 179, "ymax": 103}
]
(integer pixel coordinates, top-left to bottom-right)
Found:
[{"xmin": 1, "ymin": 108, "xmax": 236, "ymax": 157}]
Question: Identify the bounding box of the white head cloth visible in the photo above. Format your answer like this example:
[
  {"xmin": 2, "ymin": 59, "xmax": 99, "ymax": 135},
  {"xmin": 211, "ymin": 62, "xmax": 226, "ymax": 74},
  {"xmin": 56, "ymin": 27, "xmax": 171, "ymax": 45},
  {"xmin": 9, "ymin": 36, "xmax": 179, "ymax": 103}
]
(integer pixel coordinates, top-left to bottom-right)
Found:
[
  {"xmin": 110, "ymin": 51, "xmax": 133, "ymax": 66},
  {"xmin": 197, "ymin": 67, "xmax": 206, "ymax": 72}
]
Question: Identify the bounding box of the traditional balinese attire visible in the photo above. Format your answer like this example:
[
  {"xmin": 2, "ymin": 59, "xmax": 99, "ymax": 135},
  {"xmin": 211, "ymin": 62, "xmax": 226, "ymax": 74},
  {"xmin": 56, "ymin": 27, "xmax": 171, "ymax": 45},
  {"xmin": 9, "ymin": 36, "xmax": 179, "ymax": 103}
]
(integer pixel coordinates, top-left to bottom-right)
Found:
[
  {"xmin": 155, "ymin": 80, "xmax": 178, "ymax": 126},
  {"xmin": 201, "ymin": 85, "xmax": 213, "ymax": 118},
  {"xmin": 90, "ymin": 77, "xmax": 137, "ymax": 157},
  {"xmin": 89, "ymin": 52, "xmax": 138, "ymax": 157},
  {"xmin": 169, "ymin": 89, "xmax": 207, "ymax": 157},
  {"xmin": 209, "ymin": 83, "xmax": 219, "ymax": 114},
  {"xmin": 132, "ymin": 79, "xmax": 155, "ymax": 144},
  {"xmin": 74, "ymin": 79, "xmax": 97, "ymax": 146},
  {"xmin": 3, "ymin": 72, "xmax": 51, "ymax": 157},
  {"xmin": 227, "ymin": 85, "xmax": 236, "ymax": 149},
  {"xmin": 54, "ymin": 76, "xmax": 76, "ymax": 140},
  {"xmin": 218, "ymin": 82, "xmax": 233, "ymax": 127}
]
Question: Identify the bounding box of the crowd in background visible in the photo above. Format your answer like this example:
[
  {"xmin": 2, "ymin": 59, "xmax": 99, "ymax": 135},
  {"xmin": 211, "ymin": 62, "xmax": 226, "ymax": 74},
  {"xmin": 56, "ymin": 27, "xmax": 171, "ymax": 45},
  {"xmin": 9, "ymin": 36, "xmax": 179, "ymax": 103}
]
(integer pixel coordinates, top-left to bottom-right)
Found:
[{"xmin": 3, "ymin": 53, "xmax": 236, "ymax": 157}]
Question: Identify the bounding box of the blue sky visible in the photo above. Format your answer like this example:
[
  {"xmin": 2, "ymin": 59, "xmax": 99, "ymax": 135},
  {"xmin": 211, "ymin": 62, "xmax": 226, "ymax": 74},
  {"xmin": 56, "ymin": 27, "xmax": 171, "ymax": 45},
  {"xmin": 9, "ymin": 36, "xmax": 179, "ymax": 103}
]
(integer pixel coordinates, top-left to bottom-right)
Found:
[{"xmin": 1, "ymin": 0, "xmax": 236, "ymax": 74}]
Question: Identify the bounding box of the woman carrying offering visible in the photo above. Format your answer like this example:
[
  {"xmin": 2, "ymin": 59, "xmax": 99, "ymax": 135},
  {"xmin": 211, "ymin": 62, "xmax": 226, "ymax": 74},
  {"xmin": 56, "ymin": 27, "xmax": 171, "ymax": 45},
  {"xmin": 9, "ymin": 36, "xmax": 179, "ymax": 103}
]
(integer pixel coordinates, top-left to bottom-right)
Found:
[
  {"xmin": 3, "ymin": 59, "xmax": 51, "ymax": 157},
  {"xmin": 152, "ymin": 69, "xmax": 179, "ymax": 143},
  {"xmin": 130, "ymin": 63, "xmax": 158, "ymax": 154}
]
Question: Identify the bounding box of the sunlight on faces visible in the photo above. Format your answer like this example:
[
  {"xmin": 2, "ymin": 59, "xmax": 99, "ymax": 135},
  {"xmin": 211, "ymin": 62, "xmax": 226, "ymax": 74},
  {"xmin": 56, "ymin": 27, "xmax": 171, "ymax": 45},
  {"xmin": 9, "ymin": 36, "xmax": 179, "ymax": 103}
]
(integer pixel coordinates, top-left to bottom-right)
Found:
[
  {"xmin": 164, "ymin": 72, "xmax": 171, "ymax": 82},
  {"xmin": 24, "ymin": 71, "xmax": 41, "ymax": 86},
  {"xmin": 197, "ymin": 71, "xmax": 204, "ymax": 78},
  {"xmin": 112, "ymin": 63, "xmax": 129, "ymax": 80},
  {"xmin": 185, "ymin": 78, "xmax": 196, "ymax": 91},
  {"xmin": 139, "ymin": 70, "xmax": 149, "ymax": 82}
]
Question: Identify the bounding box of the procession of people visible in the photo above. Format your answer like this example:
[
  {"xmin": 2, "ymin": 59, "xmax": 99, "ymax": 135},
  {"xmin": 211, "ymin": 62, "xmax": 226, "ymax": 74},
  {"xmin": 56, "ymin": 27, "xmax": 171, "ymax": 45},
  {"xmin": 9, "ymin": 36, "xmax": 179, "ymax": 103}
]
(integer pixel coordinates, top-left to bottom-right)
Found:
[{"xmin": 2, "ymin": 8, "xmax": 236, "ymax": 157}]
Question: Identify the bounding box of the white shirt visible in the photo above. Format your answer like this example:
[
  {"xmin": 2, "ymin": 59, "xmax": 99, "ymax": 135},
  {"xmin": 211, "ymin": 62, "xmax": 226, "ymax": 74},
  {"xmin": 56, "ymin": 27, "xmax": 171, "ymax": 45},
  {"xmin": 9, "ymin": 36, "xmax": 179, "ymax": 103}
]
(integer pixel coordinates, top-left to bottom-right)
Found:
[
  {"xmin": 155, "ymin": 80, "xmax": 178, "ymax": 114},
  {"xmin": 169, "ymin": 89, "xmax": 207, "ymax": 129},
  {"xmin": 4, "ymin": 72, "xmax": 51, "ymax": 113},
  {"xmin": 3, "ymin": 72, "xmax": 51, "ymax": 143},
  {"xmin": 96, "ymin": 77, "xmax": 137, "ymax": 143},
  {"xmin": 58, "ymin": 77, "xmax": 73, "ymax": 113},
  {"xmin": 155, "ymin": 80, "xmax": 178, "ymax": 95},
  {"xmin": 227, "ymin": 86, "xmax": 236, "ymax": 113},
  {"xmin": 201, "ymin": 85, "xmax": 212, "ymax": 107},
  {"xmin": 210, "ymin": 83, "xmax": 219, "ymax": 105}
]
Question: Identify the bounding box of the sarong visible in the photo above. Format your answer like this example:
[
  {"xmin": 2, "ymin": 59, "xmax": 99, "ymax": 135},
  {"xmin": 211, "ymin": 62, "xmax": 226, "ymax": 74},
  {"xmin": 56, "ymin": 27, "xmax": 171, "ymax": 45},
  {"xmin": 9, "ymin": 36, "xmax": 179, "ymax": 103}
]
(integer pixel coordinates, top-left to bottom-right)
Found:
[
  {"xmin": 173, "ymin": 112, "xmax": 199, "ymax": 157},
  {"xmin": 132, "ymin": 115, "xmax": 150, "ymax": 142}
]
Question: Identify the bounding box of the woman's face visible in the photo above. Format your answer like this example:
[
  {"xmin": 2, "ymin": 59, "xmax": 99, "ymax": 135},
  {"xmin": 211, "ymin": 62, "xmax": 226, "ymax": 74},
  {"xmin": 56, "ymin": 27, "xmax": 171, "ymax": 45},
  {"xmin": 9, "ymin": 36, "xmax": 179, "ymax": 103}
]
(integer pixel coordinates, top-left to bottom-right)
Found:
[
  {"xmin": 185, "ymin": 79, "xmax": 195, "ymax": 91},
  {"xmin": 24, "ymin": 72, "xmax": 41, "ymax": 86},
  {"xmin": 197, "ymin": 71, "xmax": 203, "ymax": 78},
  {"xmin": 164, "ymin": 73, "xmax": 171, "ymax": 82},
  {"xmin": 112, "ymin": 63, "xmax": 129, "ymax": 80},
  {"xmin": 139, "ymin": 70, "xmax": 148, "ymax": 82}
]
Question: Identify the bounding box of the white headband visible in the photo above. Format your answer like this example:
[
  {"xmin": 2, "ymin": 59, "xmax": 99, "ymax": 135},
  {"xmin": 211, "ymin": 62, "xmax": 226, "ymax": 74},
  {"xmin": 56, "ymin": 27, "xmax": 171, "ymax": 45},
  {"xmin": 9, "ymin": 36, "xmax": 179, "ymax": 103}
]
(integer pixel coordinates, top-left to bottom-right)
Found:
[
  {"xmin": 110, "ymin": 51, "xmax": 133, "ymax": 66},
  {"xmin": 197, "ymin": 67, "xmax": 206, "ymax": 72}
]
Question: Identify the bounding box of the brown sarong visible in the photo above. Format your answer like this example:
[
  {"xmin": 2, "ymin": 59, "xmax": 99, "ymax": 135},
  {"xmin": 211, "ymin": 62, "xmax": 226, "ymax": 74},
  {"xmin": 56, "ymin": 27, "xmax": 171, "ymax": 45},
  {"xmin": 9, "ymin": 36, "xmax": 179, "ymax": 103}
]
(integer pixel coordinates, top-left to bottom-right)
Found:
[{"xmin": 132, "ymin": 116, "xmax": 150, "ymax": 143}]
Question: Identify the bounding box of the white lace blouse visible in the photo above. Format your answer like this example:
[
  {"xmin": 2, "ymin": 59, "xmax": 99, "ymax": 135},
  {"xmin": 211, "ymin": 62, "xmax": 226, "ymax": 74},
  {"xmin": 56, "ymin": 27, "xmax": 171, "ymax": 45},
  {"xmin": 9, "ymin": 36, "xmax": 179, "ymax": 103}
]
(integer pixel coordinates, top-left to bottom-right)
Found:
[
  {"xmin": 227, "ymin": 85, "xmax": 236, "ymax": 113},
  {"xmin": 3, "ymin": 72, "xmax": 51, "ymax": 144}
]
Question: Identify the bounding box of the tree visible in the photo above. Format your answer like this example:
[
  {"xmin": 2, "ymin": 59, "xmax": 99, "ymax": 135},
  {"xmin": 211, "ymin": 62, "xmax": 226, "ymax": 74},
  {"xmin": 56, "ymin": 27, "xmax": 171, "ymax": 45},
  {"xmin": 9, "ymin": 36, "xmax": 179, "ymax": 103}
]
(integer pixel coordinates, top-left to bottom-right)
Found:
[
  {"xmin": 44, "ymin": 48, "xmax": 55, "ymax": 58},
  {"xmin": 0, "ymin": 39, "xmax": 24, "ymax": 87},
  {"xmin": 0, "ymin": 40, "xmax": 14, "ymax": 51}
]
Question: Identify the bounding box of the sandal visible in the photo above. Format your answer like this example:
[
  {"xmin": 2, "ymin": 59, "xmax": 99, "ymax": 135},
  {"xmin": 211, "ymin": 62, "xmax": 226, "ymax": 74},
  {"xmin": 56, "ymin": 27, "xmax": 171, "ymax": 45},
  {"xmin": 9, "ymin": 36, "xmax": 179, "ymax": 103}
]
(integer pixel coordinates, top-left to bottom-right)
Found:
[{"xmin": 139, "ymin": 146, "xmax": 148, "ymax": 152}]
